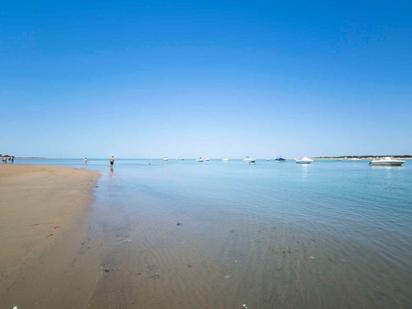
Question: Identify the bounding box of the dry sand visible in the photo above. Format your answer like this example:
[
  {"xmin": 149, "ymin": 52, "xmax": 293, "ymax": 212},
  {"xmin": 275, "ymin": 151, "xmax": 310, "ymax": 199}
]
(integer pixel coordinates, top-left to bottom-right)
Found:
[{"xmin": 0, "ymin": 165, "xmax": 100, "ymax": 308}]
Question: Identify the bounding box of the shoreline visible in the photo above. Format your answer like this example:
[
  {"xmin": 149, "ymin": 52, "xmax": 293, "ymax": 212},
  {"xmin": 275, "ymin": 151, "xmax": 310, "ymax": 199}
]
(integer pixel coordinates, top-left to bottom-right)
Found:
[
  {"xmin": 8, "ymin": 156, "xmax": 412, "ymax": 162},
  {"xmin": 0, "ymin": 165, "xmax": 101, "ymax": 308},
  {"xmin": 313, "ymin": 157, "xmax": 412, "ymax": 160}
]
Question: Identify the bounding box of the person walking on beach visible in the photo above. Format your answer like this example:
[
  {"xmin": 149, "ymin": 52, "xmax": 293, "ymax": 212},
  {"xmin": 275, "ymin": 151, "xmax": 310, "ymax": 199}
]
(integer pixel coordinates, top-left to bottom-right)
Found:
[{"xmin": 84, "ymin": 157, "xmax": 88, "ymax": 166}]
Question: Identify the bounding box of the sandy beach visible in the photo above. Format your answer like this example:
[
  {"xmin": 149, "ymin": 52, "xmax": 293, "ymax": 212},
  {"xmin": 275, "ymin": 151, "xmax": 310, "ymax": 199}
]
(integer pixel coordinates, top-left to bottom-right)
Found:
[{"xmin": 0, "ymin": 165, "xmax": 100, "ymax": 308}]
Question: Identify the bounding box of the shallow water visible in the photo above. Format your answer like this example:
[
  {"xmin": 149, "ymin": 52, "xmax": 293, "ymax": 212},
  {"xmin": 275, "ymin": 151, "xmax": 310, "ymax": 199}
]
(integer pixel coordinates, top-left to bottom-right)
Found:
[{"xmin": 16, "ymin": 159, "xmax": 412, "ymax": 308}]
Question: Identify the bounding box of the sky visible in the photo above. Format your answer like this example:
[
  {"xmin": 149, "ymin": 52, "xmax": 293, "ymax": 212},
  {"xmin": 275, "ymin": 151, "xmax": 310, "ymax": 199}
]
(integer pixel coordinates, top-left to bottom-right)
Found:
[{"xmin": 1, "ymin": 0, "xmax": 411, "ymax": 158}]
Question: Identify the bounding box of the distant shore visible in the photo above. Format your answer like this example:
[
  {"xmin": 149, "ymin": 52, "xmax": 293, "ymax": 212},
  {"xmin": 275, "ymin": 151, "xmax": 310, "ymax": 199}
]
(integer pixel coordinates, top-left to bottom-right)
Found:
[
  {"xmin": 313, "ymin": 155, "xmax": 412, "ymax": 160},
  {"xmin": 8, "ymin": 155, "xmax": 412, "ymax": 162},
  {"xmin": 0, "ymin": 165, "xmax": 101, "ymax": 308}
]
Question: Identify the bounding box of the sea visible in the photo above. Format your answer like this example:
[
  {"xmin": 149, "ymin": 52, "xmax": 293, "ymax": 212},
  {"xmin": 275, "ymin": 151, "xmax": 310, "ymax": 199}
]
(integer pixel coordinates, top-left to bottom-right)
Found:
[{"xmin": 15, "ymin": 158, "xmax": 412, "ymax": 308}]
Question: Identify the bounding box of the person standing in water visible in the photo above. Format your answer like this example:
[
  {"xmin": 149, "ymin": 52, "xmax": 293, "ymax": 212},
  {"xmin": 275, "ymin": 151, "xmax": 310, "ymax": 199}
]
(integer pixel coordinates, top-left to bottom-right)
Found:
[
  {"xmin": 109, "ymin": 155, "xmax": 115, "ymax": 174},
  {"xmin": 84, "ymin": 157, "xmax": 88, "ymax": 166}
]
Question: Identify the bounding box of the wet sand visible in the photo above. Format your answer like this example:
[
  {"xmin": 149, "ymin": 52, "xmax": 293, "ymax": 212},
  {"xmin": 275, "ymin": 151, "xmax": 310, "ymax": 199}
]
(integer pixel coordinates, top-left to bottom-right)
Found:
[{"xmin": 0, "ymin": 165, "xmax": 100, "ymax": 308}]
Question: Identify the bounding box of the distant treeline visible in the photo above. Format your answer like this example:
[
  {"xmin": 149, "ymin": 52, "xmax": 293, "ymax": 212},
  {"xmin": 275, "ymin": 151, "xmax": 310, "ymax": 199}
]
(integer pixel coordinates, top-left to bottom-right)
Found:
[{"xmin": 315, "ymin": 155, "xmax": 412, "ymax": 159}]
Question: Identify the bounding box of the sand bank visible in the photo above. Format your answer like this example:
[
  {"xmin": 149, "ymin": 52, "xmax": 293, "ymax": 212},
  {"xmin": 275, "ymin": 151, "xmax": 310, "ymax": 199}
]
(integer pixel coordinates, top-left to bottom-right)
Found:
[{"xmin": 0, "ymin": 165, "xmax": 100, "ymax": 308}]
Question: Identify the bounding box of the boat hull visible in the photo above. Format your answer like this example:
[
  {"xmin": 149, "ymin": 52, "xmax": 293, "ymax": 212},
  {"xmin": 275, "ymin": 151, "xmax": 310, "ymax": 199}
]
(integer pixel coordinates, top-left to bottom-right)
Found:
[{"xmin": 370, "ymin": 161, "xmax": 404, "ymax": 166}]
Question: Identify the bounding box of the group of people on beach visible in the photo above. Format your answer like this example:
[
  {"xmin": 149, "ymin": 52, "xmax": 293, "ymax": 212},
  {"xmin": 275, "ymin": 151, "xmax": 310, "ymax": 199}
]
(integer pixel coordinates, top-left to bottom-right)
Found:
[
  {"xmin": 1, "ymin": 154, "xmax": 115, "ymax": 168},
  {"xmin": 1, "ymin": 155, "xmax": 15, "ymax": 164}
]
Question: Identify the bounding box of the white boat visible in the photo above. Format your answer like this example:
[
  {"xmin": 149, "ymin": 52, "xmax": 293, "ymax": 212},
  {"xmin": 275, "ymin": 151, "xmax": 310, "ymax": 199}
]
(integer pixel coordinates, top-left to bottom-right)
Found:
[
  {"xmin": 163, "ymin": 157, "xmax": 169, "ymax": 161},
  {"xmin": 243, "ymin": 156, "xmax": 256, "ymax": 164},
  {"xmin": 349, "ymin": 158, "xmax": 361, "ymax": 161},
  {"xmin": 223, "ymin": 158, "xmax": 229, "ymax": 161},
  {"xmin": 204, "ymin": 157, "xmax": 210, "ymax": 161},
  {"xmin": 369, "ymin": 157, "xmax": 405, "ymax": 166},
  {"xmin": 295, "ymin": 157, "xmax": 313, "ymax": 164},
  {"xmin": 197, "ymin": 157, "xmax": 204, "ymax": 162}
]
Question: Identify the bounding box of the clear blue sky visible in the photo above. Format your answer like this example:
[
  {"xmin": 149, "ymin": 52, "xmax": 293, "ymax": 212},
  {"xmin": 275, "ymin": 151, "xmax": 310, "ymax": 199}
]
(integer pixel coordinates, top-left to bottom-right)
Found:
[{"xmin": 1, "ymin": 1, "xmax": 411, "ymax": 158}]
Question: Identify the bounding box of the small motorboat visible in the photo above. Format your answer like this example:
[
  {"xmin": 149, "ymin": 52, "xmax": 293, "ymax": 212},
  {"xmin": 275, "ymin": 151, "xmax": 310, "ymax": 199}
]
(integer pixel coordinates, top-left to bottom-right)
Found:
[
  {"xmin": 295, "ymin": 157, "xmax": 313, "ymax": 164},
  {"xmin": 223, "ymin": 158, "xmax": 229, "ymax": 161},
  {"xmin": 369, "ymin": 157, "xmax": 405, "ymax": 166},
  {"xmin": 243, "ymin": 156, "xmax": 256, "ymax": 164},
  {"xmin": 197, "ymin": 157, "xmax": 204, "ymax": 162},
  {"xmin": 163, "ymin": 157, "xmax": 169, "ymax": 161},
  {"xmin": 275, "ymin": 157, "xmax": 286, "ymax": 161}
]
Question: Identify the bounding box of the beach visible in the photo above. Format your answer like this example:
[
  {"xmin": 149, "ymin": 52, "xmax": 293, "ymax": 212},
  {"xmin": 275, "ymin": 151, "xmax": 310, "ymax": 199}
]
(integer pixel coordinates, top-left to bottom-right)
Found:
[
  {"xmin": 0, "ymin": 165, "xmax": 100, "ymax": 308},
  {"xmin": 2, "ymin": 0, "xmax": 411, "ymax": 307},
  {"xmin": 1, "ymin": 160, "xmax": 412, "ymax": 308}
]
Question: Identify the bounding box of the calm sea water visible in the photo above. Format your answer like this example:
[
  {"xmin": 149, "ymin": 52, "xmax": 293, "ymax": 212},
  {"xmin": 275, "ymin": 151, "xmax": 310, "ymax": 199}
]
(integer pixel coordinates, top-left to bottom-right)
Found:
[{"xmin": 16, "ymin": 159, "xmax": 412, "ymax": 308}]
